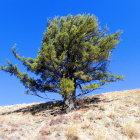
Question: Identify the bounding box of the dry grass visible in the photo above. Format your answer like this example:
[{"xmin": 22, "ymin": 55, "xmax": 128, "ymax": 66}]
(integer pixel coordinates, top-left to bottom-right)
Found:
[
  {"xmin": 92, "ymin": 126, "xmax": 108, "ymax": 140},
  {"xmin": 98, "ymin": 104, "xmax": 105, "ymax": 111},
  {"xmin": 122, "ymin": 120, "xmax": 139, "ymax": 139},
  {"xmin": 107, "ymin": 106, "xmax": 117, "ymax": 119},
  {"xmin": 0, "ymin": 89, "xmax": 140, "ymax": 140},
  {"xmin": 66, "ymin": 124, "xmax": 80, "ymax": 140}
]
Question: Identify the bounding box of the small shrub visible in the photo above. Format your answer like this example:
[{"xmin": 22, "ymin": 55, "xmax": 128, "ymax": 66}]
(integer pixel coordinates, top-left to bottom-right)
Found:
[
  {"xmin": 98, "ymin": 105, "xmax": 105, "ymax": 111},
  {"xmin": 104, "ymin": 121, "xmax": 110, "ymax": 127},
  {"xmin": 107, "ymin": 107, "xmax": 116, "ymax": 119},
  {"xmin": 73, "ymin": 113, "xmax": 82, "ymax": 120},
  {"xmin": 85, "ymin": 111, "xmax": 94, "ymax": 120},
  {"xmin": 49, "ymin": 115, "xmax": 65, "ymax": 126},
  {"xmin": 66, "ymin": 124, "xmax": 80, "ymax": 140},
  {"xmin": 122, "ymin": 120, "xmax": 139, "ymax": 138},
  {"xmin": 95, "ymin": 114, "xmax": 102, "ymax": 120},
  {"xmin": 39, "ymin": 128, "xmax": 51, "ymax": 136},
  {"xmin": 113, "ymin": 121, "xmax": 121, "ymax": 127}
]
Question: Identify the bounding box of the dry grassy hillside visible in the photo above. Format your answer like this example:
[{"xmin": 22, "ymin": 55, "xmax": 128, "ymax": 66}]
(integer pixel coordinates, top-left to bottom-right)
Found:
[{"xmin": 0, "ymin": 89, "xmax": 140, "ymax": 140}]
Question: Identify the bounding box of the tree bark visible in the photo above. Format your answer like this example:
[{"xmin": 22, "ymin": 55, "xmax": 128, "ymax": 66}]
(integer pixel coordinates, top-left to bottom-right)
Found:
[{"xmin": 63, "ymin": 89, "xmax": 76, "ymax": 113}]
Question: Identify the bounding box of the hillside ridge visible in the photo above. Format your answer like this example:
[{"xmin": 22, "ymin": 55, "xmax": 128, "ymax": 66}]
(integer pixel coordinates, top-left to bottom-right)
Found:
[{"xmin": 0, "ymin": 88, "xmax": 140, "ymax": 140}]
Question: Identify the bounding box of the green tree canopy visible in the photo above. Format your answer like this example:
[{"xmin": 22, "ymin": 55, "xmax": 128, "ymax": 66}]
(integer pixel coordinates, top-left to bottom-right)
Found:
[{"xmin": 1, "ymin": 14, "xmax": 124, "ymax": 112}]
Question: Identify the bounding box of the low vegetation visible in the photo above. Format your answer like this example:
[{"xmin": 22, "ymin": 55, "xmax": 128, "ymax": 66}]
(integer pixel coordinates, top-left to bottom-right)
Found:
[{"xmin": 0, "ymin": 89, "xmax": 140, "ymax": 140}]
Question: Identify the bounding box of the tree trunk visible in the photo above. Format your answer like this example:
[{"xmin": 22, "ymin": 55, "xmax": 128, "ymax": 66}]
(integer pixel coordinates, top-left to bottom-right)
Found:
[{"xmin": 63, "ymin": 90, "xmax": 76, "ymax": 113}]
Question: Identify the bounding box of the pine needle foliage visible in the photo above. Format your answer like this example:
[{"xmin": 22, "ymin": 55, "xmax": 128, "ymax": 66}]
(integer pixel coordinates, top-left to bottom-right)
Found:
[{"xmin": 1, "ymin": 14, "xmax": 124, "ymax": 112}]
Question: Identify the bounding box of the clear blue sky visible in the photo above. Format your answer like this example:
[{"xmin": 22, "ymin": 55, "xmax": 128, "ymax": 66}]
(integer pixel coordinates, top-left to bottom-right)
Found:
[{"xmin": 0, "ymin": 0, "xmax": 140, "ymax": 106}]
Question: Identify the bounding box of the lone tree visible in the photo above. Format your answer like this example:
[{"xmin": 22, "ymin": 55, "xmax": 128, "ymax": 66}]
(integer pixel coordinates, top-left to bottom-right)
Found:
[{"xmin": 1, "ymin": 14, "xmax": 124, "ymax": 112}]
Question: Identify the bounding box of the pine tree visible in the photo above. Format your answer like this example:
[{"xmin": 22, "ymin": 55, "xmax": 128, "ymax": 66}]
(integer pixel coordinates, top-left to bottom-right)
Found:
[{"xmin": 1, "ymin": 14, "xmax": 124, "ymax": 112}]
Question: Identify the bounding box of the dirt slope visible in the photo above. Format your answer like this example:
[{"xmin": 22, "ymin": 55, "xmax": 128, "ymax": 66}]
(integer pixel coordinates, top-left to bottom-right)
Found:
[{"xmin": 0, "ymin": 89, "xmax": 140, "ymax": 140}]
